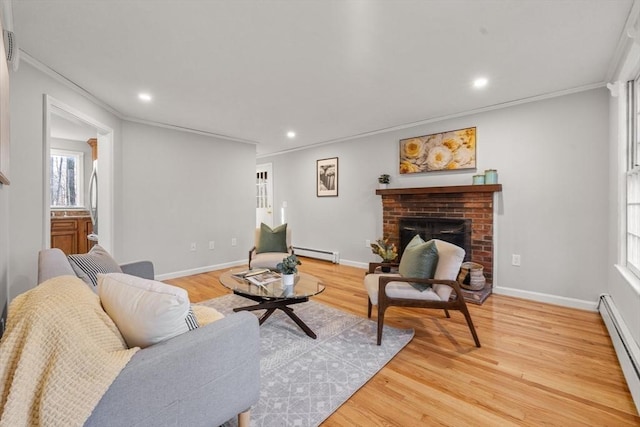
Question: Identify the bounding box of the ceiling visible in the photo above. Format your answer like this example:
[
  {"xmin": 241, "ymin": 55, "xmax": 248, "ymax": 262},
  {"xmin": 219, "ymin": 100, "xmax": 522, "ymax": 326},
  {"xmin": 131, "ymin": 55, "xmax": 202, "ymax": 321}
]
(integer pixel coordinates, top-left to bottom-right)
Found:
[{"xmin": 10, "ymin": 0, "xmax": 635, "ymax": 156}]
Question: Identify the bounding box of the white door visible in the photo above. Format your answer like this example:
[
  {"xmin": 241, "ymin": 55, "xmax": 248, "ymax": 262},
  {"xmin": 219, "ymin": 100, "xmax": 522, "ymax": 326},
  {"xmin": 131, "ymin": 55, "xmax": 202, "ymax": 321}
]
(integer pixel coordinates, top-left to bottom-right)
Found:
[{"xmin": 256, "ymin": 163, "xmax": 273, "ymax": 227}]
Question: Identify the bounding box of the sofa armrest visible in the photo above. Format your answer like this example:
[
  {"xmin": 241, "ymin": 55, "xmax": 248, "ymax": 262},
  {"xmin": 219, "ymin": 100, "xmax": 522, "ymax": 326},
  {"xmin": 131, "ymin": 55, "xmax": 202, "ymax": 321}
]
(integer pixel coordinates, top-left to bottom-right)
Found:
[
  {"xmin": 120, "ymin": 260, "xmax": 154, "ymax": 280},
  {"xmin": 38, "ymin": 248, "xmax": 76, "ymax": 283},
  {"xmin": 86, "ymin": 311, "xmax": 260, "ymax": 427}
]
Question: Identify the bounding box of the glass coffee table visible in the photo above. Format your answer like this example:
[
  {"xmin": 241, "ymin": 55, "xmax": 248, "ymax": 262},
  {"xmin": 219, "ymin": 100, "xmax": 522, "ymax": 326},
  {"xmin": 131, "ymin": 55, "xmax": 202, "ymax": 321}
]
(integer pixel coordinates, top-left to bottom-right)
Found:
[{"xmin": 218, "ymin": 270, "xmax": 325, "ymax": 339}]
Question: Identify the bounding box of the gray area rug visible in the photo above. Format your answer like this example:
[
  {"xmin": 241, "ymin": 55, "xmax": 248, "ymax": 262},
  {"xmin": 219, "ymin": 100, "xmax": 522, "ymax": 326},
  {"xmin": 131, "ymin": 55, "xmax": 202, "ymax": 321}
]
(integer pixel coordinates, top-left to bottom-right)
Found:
[{"xmin": 198, "ymin": 294, "xmax": 414, "ymax": 427}]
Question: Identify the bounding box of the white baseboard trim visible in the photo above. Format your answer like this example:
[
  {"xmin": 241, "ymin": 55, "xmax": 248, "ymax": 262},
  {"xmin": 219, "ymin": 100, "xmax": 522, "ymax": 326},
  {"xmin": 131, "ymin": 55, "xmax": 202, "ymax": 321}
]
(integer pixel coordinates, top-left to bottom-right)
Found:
[
  {"xmin": 339, "ymin": 259, "xmax": 369, "ymax": 269},
  {"xmin": 493, "ymin": 286, "xmax": 598, "ymax": 312},
  {"xmin": 155, "ymin": 260, "xmax": 246, "ymax": 281}
]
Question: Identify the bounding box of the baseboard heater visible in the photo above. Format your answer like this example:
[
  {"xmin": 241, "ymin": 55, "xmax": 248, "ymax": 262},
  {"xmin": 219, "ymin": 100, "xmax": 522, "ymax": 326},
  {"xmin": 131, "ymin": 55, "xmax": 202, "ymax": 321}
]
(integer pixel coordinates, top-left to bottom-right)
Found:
[
  {"xmin": 292, "ymin": 246, "xmax": 339, "ymax": 264},
  {"xmin": 598, "ymin": 294, "xmax": 640, "ymax": 411}
]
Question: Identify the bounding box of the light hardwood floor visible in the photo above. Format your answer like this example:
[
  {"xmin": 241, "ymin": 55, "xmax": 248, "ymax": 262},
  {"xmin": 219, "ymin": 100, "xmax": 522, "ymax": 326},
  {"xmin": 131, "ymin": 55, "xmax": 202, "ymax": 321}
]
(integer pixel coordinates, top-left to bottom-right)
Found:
[{"xmin": 165, "ymin": 258, "xmax": 640, "ymax": 426}]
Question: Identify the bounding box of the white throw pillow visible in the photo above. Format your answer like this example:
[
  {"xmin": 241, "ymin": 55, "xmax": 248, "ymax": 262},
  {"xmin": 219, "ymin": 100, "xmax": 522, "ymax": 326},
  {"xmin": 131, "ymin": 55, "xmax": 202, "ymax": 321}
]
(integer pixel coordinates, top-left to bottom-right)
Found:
[{"xmin": 98, "ymin": 273, "xmax": 195, "ymax": 349}]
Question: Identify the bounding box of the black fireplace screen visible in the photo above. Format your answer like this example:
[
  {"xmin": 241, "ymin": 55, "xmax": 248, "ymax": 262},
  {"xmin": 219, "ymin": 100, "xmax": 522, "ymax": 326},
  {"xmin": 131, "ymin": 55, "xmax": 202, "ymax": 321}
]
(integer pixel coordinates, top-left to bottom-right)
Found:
[{"xmin": 399, "ymin": 217, "xmax": 472, "ymax": 261}]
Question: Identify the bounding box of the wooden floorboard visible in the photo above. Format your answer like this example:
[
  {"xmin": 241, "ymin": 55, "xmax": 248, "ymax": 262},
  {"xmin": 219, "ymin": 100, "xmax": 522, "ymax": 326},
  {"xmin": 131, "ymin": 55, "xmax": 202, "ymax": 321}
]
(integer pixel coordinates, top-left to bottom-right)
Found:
[{"xmin": 165, "ymin": 257, "xmax": 640, "ymax": 426}]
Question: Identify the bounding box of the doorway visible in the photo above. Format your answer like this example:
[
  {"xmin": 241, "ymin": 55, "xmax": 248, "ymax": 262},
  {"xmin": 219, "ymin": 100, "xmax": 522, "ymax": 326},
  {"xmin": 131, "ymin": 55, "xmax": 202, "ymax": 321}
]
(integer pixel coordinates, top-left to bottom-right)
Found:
[
  {"xmin": 256, "ymin": 163, "xmax": 273, "ymax": 227},
  {"xmin": 43, "ymin": 95, "xmax": 115, "ymax": 253}
]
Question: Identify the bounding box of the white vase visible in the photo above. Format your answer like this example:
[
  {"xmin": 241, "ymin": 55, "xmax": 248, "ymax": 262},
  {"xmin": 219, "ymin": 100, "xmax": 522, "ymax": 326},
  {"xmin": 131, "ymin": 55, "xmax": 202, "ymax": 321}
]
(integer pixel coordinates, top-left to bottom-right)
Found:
[
  {"xmin": 282, "ymin": 273, "xmax": 295, "ymax": 286},
  {"xmin": 378, "ymin": 183, "xmax": 388, "ymax": 189},
  {"xmin": 282, "ymin": 284, "xmax": 294, "ymax": 297}
]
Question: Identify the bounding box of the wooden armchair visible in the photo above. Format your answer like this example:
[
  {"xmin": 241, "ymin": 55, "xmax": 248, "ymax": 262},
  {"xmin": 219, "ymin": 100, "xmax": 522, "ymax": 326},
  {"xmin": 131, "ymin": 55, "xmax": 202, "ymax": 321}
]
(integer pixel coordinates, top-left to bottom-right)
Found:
[{"xmin": 364, "ymin": 239, "xmax": 480, "ymax": 347}]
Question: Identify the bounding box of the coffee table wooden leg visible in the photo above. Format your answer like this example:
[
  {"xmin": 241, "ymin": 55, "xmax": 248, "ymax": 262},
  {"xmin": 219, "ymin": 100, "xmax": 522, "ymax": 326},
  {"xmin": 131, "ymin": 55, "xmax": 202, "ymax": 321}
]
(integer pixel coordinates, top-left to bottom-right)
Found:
[
  {"xmin": 281, "ymin": 306, "xmax": 317, "ymax": 339},
  {"xmin": 232, "ymin": 297, "xmax": 317, "ymax": 338},
  {"xmin": 258, "ymin": 308, "xmax": 277, "ymax": 325}
]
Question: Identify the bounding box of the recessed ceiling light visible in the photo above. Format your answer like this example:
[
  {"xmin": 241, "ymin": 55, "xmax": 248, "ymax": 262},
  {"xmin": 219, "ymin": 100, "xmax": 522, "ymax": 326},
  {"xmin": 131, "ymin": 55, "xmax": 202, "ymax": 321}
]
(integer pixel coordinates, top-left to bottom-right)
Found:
[
  {"xmin": 138, "ymin": 93, "xmax": 152, "ymax": 102},
  {"xmin": 473, "ymin": 78, "xmax": 488, "ymax": 89},
  {"xmin": 286, "ymin": 131, "xmax": 296, "ymax": 139}
]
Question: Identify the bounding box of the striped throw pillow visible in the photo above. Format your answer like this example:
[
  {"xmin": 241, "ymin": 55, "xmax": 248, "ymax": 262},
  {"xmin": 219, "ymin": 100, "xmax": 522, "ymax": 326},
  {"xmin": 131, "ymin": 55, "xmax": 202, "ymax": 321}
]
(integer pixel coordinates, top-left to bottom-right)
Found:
[{"xmin": 68, "ymin": 245, "xmax": 122, "ymax": 291}]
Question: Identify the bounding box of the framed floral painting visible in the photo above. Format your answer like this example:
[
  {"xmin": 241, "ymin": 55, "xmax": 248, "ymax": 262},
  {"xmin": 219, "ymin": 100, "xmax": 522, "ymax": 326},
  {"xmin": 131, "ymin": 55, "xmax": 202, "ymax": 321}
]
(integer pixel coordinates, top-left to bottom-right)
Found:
[{"xmin": 399, "ymin": 127, "xmax": 476, "ymax": 174}]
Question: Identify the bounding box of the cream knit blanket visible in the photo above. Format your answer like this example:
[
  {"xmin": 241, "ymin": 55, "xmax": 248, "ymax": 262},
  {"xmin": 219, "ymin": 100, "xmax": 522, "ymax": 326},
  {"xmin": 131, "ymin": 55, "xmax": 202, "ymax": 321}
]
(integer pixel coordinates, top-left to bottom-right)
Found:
[{"xmin": 0, "ymin": 276, "xmax": 139, "ymax": 427}]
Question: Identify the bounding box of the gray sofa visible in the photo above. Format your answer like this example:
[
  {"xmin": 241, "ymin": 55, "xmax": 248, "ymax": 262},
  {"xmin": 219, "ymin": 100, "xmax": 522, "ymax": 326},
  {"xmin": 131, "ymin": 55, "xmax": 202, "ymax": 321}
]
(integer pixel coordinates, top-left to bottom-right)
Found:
[{"xmin": 38, "ymin": 248, "xmax": 260, "ymax": 427}]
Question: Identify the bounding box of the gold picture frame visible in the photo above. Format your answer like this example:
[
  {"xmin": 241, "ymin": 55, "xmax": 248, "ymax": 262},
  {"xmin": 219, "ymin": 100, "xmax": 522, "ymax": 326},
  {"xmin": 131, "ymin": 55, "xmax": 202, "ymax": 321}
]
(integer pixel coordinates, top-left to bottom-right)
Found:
[{"xmin": 399, "ymin": 127, "xmax": 476, "ymax": 174}]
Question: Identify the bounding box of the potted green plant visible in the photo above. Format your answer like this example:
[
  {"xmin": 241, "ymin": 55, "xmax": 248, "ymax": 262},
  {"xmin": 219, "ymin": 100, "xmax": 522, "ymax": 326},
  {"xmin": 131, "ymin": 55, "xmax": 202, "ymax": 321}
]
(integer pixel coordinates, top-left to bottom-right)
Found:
[
  {"xmin": 370, "ymin": 238, "xmax": 398, "ymax": 272},
  {"xmin": 378, "ymin": 174, "xmax": 390, "ymax": 189},
  {"xmin": 277, "ymin": 254, "xmax": 302, "ymax": 286}
]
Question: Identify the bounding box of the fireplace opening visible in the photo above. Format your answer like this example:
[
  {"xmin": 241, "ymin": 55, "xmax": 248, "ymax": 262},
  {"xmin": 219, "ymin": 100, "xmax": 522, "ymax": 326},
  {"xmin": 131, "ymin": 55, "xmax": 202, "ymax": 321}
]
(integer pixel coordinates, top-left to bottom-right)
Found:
[{"xmin": 399, "ymin": 217, "xmax": 472, "ymax": 261}]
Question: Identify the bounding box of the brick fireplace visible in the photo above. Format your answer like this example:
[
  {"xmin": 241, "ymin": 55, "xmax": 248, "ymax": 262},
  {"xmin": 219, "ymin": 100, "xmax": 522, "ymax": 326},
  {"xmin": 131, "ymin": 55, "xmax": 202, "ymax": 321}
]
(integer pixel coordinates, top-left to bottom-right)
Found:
[{"xmin": 376, "ymin": 184, "xmax": 502, "ymax": 285}]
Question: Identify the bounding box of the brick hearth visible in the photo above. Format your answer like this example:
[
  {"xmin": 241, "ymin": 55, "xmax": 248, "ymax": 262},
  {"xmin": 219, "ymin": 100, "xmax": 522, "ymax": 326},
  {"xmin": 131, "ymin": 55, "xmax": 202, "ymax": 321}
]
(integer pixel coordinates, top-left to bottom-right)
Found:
[{"xmin": 376, "ymin": 184, "xmax": 502, "ymax": 284}]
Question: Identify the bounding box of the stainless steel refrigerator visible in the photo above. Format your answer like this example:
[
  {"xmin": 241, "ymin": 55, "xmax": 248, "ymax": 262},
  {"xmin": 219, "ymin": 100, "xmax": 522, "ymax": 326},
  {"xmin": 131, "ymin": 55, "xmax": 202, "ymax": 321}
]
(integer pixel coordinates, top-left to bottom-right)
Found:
[{"xmin": 88, "ymin": 159, "xmax": 99, "ymax": 243}]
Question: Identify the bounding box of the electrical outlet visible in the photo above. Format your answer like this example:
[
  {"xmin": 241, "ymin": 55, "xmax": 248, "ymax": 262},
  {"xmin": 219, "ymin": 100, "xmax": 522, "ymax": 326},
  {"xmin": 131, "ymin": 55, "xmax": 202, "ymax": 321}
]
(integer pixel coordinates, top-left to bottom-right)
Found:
[
  {"xmin": 209, "ymin": 241, "xmax": 215, "ymax": 250},
  {"xmin": 190, "ymin": 242, "xmax": 197, "ymax": 252},
  {"xmin": 231, "ymin": 238, "xmax": 237, "ymax": 246},
  {"xmin": 365, "ymin": 239, "xmax": 371, "ymax": 248},
  {"xmin": 512, "ymin": 254, "xmax": 521, "ymax": 266}
]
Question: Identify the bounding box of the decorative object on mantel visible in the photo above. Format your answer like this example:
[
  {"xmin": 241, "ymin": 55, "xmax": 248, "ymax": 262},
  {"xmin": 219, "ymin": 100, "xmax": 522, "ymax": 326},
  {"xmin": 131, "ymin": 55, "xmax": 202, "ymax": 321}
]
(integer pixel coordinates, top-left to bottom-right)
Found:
[
  {"xmin": 484, "ymin": 169, "xmax": 498, "ymax": 184},
  {"xmin": 370, "ymin": 238, "xmax": 398, "ymax": 272},
  {"xmin": 377, "ymin": 174, "xmax": 390, "ymax": 189},
  {"xmin": 276, "ymin": 254, "xmax": 301, "ymax": 286},
  {"xmin": 399, "ymin": 126, "xmax": 476, "ymax": 174},
  {"xmin": 472, "ymin": 174, "xmax": 485, "ymax": 185},
  {"xmin": 316, "ymin": 157, "xmax": 338, "ymax": 197}
]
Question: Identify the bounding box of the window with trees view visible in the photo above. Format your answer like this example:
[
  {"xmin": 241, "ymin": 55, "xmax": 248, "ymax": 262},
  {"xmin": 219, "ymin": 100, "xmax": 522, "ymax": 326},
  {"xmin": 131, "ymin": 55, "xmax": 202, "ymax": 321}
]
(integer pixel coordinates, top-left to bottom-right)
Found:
[
  {"xmin": 627, "ymin": 79, "xmax": 640, "ymax": 278},
  {"xmin": 50, "ymin": 149, "xmax": 84, "ymax": 208}
]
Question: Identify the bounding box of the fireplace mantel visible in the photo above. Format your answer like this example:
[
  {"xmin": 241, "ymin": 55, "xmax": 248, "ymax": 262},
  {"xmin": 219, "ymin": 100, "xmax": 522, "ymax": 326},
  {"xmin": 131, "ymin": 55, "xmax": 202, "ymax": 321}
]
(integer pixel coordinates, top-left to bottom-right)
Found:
[
  {"xmin": 376, "ymin": 184, "xmax": 502, "ymax": 196},
  {"xmin": 376, "ymin": 183, "xmax": 502, "ymax": 300}
]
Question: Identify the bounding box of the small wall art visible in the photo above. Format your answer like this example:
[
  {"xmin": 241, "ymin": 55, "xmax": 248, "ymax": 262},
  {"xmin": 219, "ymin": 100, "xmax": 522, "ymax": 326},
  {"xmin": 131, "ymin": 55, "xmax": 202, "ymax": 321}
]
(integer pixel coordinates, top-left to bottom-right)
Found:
[
  {"xmin": 399, "ymin": 126, "xmax": 476, "ymax": 174},
  {"xmin": 317, "ymin": 157, "xmax": 338, "ymax": 197}
]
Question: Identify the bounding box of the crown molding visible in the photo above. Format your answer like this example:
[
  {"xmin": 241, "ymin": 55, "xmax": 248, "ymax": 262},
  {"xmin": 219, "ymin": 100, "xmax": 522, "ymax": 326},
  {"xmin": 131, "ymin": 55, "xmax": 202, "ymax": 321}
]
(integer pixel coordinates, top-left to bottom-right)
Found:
[
  {"xmin": 20, "ymin": 49, "xmax": 259, "ymax": 146},
  {"xmin": 608, "ymin": 81, "xmax": 623, "ymax": 97},
  {"xmin": 20, "ymin": 49, "xmax": 124, "ymax": 118},
  {"xmin": 122, "ymin": 116, "xmax": 258, "ymax": 145},
  {"xmin": 258, "ymin": 82, "xmax": 606, "ymax": 159},
  {"xmin": 18, "ymin": 48, "xmax": 607, "ymax": 157},
  {"xmin": 606, "ymin": 0, "xmax": 640, "ymax": 82}
]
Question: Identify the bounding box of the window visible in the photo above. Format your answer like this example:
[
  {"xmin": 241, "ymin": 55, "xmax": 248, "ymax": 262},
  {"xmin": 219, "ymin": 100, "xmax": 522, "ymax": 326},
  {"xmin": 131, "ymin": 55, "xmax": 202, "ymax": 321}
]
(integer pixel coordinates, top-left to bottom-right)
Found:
[
  {"xmin": 50, "ymin": 149, "xmax": 84, "ymax": 208},
  {"xmin": 626, "ymin": 79, "xmax": 640, "ymax": 277}
]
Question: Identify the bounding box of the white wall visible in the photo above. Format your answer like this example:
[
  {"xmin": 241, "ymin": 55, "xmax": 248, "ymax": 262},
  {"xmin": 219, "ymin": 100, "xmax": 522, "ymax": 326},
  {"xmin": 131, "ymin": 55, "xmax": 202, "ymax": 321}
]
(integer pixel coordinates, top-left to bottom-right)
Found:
[
  {"xmin": 9, "ymin": 61, "xmax": 257, "ymax": 297},
  {"xmin": 0, "ymin": 9, "xmax": 9, "ymax": 333},
  {"xmin": 261, "ymin": 88, "xmax": 610, "ymax": 306},
  {"xmin": 117, "ymin": 122, "xmax": 256, "ymax": 277},
  {"xmin": 8, "ymin": 62, "xmax": 121, "ymax": 299},
  {"xmin": 0, "ymin": 178, "xmax": 7, "ymax": 331}
]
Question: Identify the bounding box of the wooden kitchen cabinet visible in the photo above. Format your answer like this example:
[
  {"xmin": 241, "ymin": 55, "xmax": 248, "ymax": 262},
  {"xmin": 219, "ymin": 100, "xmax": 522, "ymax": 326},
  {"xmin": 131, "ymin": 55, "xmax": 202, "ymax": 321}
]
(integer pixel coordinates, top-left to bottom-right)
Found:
[
  {"xmin": 78, "ymin": 217, "xmax": 96, "ymax": 254},
  {"xmin": 51, "ymin": 216, "xmax": 95, "ymax": 255}
]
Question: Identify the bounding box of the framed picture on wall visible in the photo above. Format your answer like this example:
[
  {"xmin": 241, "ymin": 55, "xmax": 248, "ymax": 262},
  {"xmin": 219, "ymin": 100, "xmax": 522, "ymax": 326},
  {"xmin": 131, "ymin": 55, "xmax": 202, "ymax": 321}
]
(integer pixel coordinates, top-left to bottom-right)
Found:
[
  {"xmin": 399, "ymin": 126, "xmax": 476, "ymax": 174},
  {"xmin": 317, "ymin": 157, "xmax": 338, "ymax": 197}
]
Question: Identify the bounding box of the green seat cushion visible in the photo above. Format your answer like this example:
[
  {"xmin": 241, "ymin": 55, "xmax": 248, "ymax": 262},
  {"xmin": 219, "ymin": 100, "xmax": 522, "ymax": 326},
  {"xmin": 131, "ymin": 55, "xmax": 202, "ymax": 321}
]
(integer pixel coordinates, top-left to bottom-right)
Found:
[
  {"xmin": 399, "ymin": 234, "xmax": 439, "ymax": 291},
  {"xmin": 256, "ymin": 223, "xmax": 288, "ymax": 254}
]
